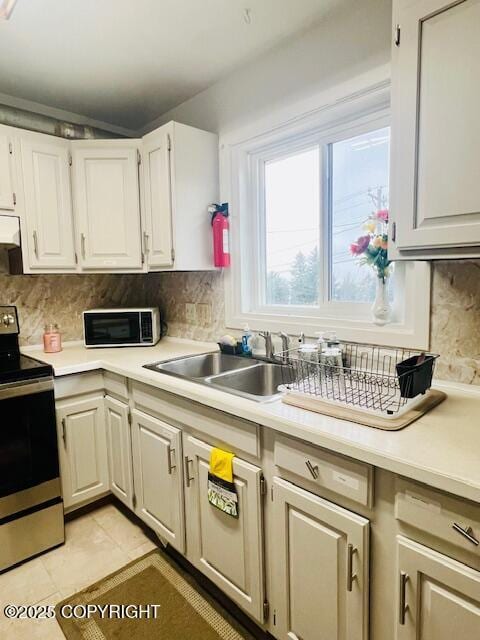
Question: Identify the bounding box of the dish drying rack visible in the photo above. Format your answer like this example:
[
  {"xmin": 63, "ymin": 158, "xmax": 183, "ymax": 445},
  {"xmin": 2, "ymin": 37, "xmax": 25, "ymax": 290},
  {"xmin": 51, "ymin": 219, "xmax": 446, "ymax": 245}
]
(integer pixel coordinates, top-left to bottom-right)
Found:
[{"xmin": 278, "ymin": 342, "xmax": 442, "ymax": 428}]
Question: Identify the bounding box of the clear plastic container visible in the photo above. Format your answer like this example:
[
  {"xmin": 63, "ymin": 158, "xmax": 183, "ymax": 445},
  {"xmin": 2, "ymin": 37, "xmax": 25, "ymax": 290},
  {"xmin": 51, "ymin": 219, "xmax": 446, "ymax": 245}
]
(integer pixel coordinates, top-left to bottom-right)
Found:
[{"xmin": 43, "ymin": 323, "xmax": 62, "ymax": 353}]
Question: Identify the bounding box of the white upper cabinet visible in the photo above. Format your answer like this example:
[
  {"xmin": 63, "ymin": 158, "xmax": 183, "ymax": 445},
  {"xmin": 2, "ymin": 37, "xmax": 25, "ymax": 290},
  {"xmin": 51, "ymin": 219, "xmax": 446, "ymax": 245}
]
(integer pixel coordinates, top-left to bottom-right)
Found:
[
  {"xmin": 5, "ymin": 121, "xmax": 218, "ymax": 273},
  {"xmin": 71, "ymin": 141, "xmax": 143, "ymax": 270},
  {"xmin": 390, "ymin": 0, "xmax": 480, "ymax": 259},
  {"xmin": 19, "ymin": 132, "xmax": 76, "ymax": 271},
  {"xmin": 142, "ymin": 124, "xmax": 174, "ymax": 268},
  {"xmin": 0, "ymin": 126, "xmax": 15, "ymax": 212},
  {"xmin": 142, "ymin": 121, "xmax": 219, "ymax": 271}
]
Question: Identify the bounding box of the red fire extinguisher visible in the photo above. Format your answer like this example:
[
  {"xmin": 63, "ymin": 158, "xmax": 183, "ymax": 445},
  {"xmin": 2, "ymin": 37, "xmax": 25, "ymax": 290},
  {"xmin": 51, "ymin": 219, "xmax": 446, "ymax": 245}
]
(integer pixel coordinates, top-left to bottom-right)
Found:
[{"xmin": 210, "ymin": 203, "xmax": 230, "ymax": 268}]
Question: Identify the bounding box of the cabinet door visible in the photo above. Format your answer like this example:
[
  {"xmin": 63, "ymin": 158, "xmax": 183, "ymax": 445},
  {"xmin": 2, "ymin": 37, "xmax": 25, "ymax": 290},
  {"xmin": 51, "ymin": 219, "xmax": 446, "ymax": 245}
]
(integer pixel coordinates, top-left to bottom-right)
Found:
[
  {"xmin": 271, "ymin": 477, "xmax": 369, "ymax": 640},
  {"xmin": 72, "ymin": 142, "xmax": 142, "ymax": 269},
  {"xmin": 183, "ymin": 435, "xmax": 266, "ymax": 622},
  {"xmin": 105, "ymin": 396, "xmax": 133, "ymax": 509},
  {"xmin": 142, "ymin": 125, "xmax": 174, "ymax": 268},
  {"xmin": 396, "ymin": 536, "xmax": 480, "ymax": 639},
  {"xmin": 131, "ymin": 409, "xmax": 185, "ymax": 553},
  {"xmin": 56, "ymin": 396, "xmax": 109, "ymax": 510},
  {"xmin": 390, "ymin": 0, "xmax": 480, "ymax": 256},
  {"xmin": 0, "ymin": 130, "xmax": 14, "ymax": 211},
  {"xmin": 20, "ymin": 135, "xmax": 76, "ymax": 270}
]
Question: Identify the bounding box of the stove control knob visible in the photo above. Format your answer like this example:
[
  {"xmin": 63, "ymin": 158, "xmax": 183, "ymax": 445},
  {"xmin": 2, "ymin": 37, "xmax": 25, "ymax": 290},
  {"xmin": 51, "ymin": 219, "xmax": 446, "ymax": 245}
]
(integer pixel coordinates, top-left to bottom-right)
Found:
[{"xmin": 2, "ymin": 314, "xmax": 15, "ymax": 326}]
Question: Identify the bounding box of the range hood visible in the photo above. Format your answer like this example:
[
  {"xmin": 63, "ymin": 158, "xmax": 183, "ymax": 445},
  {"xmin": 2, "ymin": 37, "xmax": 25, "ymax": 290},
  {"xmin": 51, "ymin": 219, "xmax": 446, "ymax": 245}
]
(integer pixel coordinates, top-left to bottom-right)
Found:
[{"xmin": 0, "ymin": 216, "xmax": 20, "ymax": 247}]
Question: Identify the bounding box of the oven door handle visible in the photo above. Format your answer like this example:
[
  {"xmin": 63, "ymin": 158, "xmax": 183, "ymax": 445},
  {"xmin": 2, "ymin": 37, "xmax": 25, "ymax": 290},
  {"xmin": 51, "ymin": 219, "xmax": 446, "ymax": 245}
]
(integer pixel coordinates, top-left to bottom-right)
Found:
[{"xmin": 0, "ymin": 378, "xmax": 54, "ymax": 401}]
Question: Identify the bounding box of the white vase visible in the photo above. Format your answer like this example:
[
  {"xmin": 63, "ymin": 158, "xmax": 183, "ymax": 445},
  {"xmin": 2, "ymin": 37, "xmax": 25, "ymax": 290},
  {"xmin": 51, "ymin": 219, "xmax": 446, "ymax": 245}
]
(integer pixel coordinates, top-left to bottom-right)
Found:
[{"xmin": 371, "ymin": 277, "xmax": 391, "ymax": 326}]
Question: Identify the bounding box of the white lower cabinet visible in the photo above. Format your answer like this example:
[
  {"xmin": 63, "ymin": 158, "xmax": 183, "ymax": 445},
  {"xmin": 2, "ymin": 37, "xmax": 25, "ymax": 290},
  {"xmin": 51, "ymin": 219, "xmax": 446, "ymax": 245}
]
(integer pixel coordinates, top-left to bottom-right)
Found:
[
  {"xmin": 56, "ymin": 395, "xmax": 109, "ymax": 510},
  {"xmin": 183, "ymin": 435, "xmax": 266, "ymax": 623},
  {"xmin": 104, "ymin": 395, "xmax": 134, "ymax": 509},
  {"xmin": 271, "ymin": 477, "xmax": 369, "ymax": 640},
  {"xmin": 130, "ymin": 409, "xmax": 185, "ymax": 553},
  {"xmin": 396, "ymin": 536, "xmax": 480, "ymax": 639}
]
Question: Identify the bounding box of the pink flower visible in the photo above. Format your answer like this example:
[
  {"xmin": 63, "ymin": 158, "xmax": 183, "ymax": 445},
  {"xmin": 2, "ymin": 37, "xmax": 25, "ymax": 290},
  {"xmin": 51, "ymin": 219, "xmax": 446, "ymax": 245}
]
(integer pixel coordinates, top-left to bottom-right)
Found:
[
  {"xmin": 376, "ymin": 209, "xmax": 389, "ymax": 222},
  {"xmin": 350, "ymin": 235, "xmax": 370, "ymax": 256}
]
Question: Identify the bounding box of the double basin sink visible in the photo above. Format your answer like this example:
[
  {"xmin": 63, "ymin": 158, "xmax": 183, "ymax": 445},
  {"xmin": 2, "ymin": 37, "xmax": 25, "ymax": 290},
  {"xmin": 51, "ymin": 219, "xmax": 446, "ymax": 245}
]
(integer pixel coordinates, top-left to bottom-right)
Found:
[{"xmin": 144, "ymin": 352, "xmax": 293, "ymax": 402}]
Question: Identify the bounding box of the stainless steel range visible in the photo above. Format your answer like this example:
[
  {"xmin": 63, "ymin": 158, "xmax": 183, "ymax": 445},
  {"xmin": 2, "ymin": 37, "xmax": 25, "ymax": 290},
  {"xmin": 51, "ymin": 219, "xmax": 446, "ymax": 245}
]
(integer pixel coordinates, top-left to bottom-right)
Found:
[{"xmin": 0, "ymin": 305, "xmax": 64, "ymax": 573}]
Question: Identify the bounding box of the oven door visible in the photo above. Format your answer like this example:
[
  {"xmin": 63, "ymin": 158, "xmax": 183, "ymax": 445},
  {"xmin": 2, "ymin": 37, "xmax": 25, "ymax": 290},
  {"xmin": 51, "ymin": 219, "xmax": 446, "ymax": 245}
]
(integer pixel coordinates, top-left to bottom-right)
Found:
[
  {"xmin": 0, "ymin": 378, "xmax": 59, "ymax": 504},
  {"xmin": 84, "ymin": 311, "xmax": 141, "ymax": 346}
]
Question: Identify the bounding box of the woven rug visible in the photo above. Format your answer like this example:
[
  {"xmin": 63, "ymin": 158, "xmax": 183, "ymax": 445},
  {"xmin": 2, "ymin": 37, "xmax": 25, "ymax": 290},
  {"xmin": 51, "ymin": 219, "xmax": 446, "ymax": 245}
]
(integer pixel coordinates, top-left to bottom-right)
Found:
[{"xmin": 56, "ymin": 549, "xmax": 254, "ymax": 640}]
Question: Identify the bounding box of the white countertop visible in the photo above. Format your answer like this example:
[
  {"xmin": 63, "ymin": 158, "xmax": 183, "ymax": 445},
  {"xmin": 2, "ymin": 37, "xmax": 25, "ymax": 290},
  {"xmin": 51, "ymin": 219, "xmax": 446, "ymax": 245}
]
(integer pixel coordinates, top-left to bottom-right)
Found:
[{"xmin": 24, "ymin": 339, "xmax": 480, "ymax": 504}]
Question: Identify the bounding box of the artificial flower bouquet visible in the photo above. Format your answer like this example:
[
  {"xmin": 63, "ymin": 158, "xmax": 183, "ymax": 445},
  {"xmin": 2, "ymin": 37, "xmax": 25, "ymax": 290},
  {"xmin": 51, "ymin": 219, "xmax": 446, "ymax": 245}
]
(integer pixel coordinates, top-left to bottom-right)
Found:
[{"xmin": 350, "ymin": 209, "xmax": 390, "ymax": 282}]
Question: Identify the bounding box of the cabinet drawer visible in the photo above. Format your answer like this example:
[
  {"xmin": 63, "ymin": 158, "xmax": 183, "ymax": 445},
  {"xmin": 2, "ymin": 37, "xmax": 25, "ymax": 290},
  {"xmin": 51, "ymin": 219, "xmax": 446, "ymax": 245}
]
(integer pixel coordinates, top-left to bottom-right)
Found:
[
  {"xmin": 54, "ymin": 371, "xmax": 104, "ymax": 400},
  {"xmin": 104, "ymin": 371, "xmax": 129, "ymax": 401},
  {"xmin": 274, "ymin": 434, "xmax": 373, "ymax": 507},
  {"xmin": 395, "ymin": 478, "xmax": 480, "ymax": 557},
  {"xmin": 131, "ymin": 381, "xmax": 260, "ymax": 458}
]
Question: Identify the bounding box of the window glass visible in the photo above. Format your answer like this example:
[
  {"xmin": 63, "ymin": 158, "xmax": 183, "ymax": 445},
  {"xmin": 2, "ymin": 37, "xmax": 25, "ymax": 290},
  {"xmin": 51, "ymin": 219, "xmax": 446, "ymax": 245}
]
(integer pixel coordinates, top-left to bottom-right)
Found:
[
  {"xmin": 264, "ymin": 147, "xmax": 320, "ymax": 306},
  {"xmin": 330, "ymin": 127, "xmax": 391, "ymax": 302}
]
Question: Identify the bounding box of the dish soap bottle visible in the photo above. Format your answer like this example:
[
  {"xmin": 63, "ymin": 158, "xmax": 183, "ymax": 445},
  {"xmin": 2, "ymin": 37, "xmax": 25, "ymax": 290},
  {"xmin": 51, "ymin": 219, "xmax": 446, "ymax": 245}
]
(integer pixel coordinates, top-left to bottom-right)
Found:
[{"xmin": 241, "ymin": 324, "xmax": 253, "ymax": 356}]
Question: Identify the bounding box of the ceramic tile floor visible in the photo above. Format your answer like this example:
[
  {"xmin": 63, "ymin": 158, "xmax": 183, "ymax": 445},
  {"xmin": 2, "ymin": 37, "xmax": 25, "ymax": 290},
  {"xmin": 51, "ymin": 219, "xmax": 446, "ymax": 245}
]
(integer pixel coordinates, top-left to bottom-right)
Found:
[{"xmin": 0, "ymin": 502, "xmax": 158, "ymax": 639}]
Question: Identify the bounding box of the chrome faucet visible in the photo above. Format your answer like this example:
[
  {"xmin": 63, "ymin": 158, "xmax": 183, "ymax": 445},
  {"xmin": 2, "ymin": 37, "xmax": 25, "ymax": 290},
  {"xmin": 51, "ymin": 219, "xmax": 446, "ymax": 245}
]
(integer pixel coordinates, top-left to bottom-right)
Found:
[
  {"xmin": 258, "ymin": 331, "xmax": 275, "ymax": 360},
  {"xmin": 278, "ymin": 332, "xmax": 290, "ymax": 362}
]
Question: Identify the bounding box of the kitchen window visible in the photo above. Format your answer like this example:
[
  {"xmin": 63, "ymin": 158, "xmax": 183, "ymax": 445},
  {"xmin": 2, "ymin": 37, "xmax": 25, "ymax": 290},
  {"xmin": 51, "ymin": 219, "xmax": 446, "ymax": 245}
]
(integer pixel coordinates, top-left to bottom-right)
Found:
[
  {"xmin": 224, "ymin": 86, "xmax": 430, "ymax": 348},
  {"xmin": 263, "ymin": 126, "xmax": 392, "ymax": 310}
]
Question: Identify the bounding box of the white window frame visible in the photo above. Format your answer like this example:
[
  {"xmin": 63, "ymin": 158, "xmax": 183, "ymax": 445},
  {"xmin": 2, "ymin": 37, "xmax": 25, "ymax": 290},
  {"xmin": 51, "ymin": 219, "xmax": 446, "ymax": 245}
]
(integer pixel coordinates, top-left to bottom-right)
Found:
[{"xmin": 222, "ymin": 81, "xmax": 431, "ymax": 350}]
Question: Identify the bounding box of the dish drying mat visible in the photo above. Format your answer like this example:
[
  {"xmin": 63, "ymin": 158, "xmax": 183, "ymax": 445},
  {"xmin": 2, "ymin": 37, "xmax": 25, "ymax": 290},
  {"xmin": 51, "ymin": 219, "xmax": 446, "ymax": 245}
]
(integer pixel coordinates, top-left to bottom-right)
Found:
[{"xmin": 281, "ymin": 388, "xmax": 446, "ymax": 430}]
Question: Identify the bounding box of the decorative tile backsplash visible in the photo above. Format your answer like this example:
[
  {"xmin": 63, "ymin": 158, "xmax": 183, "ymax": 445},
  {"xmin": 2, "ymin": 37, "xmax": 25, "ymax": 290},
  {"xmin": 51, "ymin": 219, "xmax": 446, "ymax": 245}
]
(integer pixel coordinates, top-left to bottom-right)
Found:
[
  {"xmin": 145, "ymin": 271, "xmax": 225, "ymax": 342},
  {"xmin": 430, "ymin": 260, "xmax": 480, "ymax": 385},
  {"xmin": 0, "ymin": 273, "xmax": 148, "ymax": 346},
  {"xmin": 2, "ymin": 260, "xmax": 479, "ymax": 386}
]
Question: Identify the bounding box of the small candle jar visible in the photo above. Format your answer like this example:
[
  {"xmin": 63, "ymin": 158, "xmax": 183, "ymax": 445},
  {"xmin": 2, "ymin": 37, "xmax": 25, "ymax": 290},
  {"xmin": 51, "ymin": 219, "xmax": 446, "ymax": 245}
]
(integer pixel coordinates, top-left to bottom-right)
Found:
[{"xmin": 43, "ymin": 323, "xmax": 62, "ymax": 353}]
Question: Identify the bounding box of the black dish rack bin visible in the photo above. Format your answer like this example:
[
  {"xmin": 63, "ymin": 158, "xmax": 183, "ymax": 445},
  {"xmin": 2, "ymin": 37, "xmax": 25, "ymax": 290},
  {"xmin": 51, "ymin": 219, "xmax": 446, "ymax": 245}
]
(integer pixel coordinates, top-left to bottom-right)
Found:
[{"xmin": 396, "ymin": 354, "xmax": 436, "ymax": 399}]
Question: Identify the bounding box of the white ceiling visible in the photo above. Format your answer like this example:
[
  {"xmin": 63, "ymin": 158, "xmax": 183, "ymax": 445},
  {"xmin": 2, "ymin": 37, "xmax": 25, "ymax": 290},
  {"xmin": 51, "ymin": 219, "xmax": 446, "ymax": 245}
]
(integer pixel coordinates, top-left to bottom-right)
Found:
[{"xmin": 0, "ymin": 0, "xmax": 342, "ymax": 132}]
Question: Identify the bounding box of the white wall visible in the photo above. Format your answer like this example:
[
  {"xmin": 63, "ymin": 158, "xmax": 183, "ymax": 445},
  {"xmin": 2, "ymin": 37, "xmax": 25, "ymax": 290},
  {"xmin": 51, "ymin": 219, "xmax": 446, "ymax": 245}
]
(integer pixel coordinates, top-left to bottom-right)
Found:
[{"xmin": 143, "ymin": 0, "xmax": 392, "ymax": 136}]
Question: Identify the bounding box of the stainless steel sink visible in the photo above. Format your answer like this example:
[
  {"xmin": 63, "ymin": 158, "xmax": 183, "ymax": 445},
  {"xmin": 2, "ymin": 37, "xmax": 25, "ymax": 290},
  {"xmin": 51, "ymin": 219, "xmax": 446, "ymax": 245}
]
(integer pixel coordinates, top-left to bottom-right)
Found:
[
  {"xmin": 206, "ymin": 362, "xmax": 294, "ymax": 402},
  {"xmin": 143, "ymin": 352, "xmax": 292, "ymax": 402},
  {"xmin": 144, "ymin": 352, "xmax": 258, "ymax": 378}
]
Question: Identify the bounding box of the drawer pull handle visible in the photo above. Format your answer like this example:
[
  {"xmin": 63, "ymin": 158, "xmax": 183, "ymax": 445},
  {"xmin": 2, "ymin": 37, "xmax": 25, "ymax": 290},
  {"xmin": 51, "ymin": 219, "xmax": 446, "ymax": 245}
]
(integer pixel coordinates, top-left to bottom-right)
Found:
[
  {"xmin": 399, "ymin": 571, "xmax": 408, "ymax": 625},
  {"xmin": 167, "ymin": 446, "xmax": 176, "ymax": 475},
  {"xmin": 346, "ymin": 543, "xmax": 356, "ymax": 592},
  {"xmin": 452, "ymin": 522, "xmax": 479, "ymax": 546},
  {"xmin": 305, "ymin": 459, "xmax": 319, "ymax": 480},
  {"xmin": 184, "ymin": 456, "xmax": 194, "ymax": 487}
]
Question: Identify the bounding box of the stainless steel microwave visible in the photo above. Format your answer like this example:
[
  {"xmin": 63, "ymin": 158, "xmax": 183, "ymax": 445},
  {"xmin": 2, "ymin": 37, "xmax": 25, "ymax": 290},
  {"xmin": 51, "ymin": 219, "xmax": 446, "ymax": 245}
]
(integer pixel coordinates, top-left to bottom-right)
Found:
[{"xmin": 83, "ymin": 308, "xmax": 161, "ymax": 348}]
